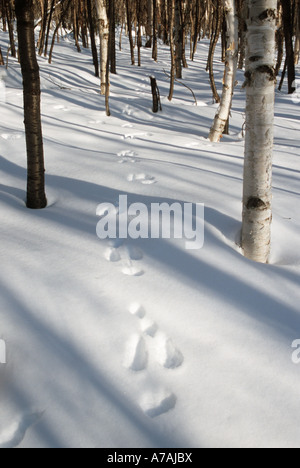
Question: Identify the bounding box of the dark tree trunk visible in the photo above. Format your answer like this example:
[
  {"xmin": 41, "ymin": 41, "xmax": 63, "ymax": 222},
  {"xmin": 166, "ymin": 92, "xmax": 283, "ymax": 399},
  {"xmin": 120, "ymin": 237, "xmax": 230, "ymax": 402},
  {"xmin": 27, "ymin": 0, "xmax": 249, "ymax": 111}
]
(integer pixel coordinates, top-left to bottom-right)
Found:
[
  {"xmin": 275, "ymin": 26, "xmax": 284, "ymax": 76},
  {"xmin": 207, "ymin": 0, "xmax": 222, "ymax": 103},
  {"xmin": 150, "ymin": 76, "xmax": 162, "ymax": 113},
  {"xmin": 0, "ymin": 47, "xmax": 4, "ymax": 66},
  {"xmin": 109, "ymin": 0, "xmax": 116, "ymax": 74},
  {"xmin": 39, "ymin": 0, "xmax": 48, "ymax": 56},
  {"xmin": 152, "ymin": 0, "xmax": 158, "ymax": 61},
  {"xmin": 87, "ymin": 0, "xmax": 99, "ymax": 77},
  {"xmin": 137, "ymin": 0, "xmax": 142, "ymax": 66},
  {"xmin": 282, "ymin": 0, "xmax": 296, "ymax": 93},
  {"xmin": 126, "ymin": 0, "xmax": 135, "ymax": 65},
  {"xmin": 44, "ymin": 0, "xmax": 56, "ymax": 57},
  {"xmin": 16, "ymin": 0, "xmax": 47, "ymax": 209},
  {"xmin": 174, "ymin": 0, "xmax": 182, "ymax": 78},
  {"xmin": 5, "ymin": 0, "xmax": 16, "ymax": 58}
]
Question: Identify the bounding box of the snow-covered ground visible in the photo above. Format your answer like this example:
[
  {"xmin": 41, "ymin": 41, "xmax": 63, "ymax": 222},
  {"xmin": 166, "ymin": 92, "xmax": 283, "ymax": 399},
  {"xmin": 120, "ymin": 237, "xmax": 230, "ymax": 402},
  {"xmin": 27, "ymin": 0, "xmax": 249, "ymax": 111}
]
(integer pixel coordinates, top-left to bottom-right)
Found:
[{"xmin": 0, "ymin": 31, "xmax": 300, "ymax": 448}]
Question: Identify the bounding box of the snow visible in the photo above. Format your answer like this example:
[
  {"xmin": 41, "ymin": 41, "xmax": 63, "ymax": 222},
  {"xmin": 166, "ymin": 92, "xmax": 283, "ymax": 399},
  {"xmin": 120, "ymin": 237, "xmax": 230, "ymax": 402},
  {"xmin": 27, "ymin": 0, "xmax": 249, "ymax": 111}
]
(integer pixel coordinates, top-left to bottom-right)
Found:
[{"xmin": 0, "ymin": 31, "xmax": 300, "ymax": 448}]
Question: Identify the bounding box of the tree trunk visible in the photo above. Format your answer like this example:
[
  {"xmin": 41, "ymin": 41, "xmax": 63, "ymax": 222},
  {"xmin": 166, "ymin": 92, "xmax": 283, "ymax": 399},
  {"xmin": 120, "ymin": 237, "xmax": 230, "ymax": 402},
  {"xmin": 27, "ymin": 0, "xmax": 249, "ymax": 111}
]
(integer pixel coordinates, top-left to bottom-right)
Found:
[
  {"xmin": 109, "ymin": 0, "xmax": 116, "ymax": 74},
  {"xmin": 44, "ymin": 0, "xmax": 56, "ymax": 57},
  {"xmin": 281, "ymin": 0, "xmax": 296, "ymax": 93},
  {"xmin": 0, "ymin": 47, "xmax": 4, "ymax": 66},
  {"xmin": 168, "ymin": 0, "xmax": 176, "ymax": 101},
  {"xmin": 152, "ymin": 0, "xmax": 158, "ymax": 61},
  {"xmin": 125, "ymin": 0, "xmax": 135, "ymax": 65},
  {"xmin": 95, "ymin": 0, "xmax": 110, "ymax": 95},
  {"xmin": 87, "ymin": 0, "xmax": 99, "ymax": 77},
  {"xmin": 137, "ymin": 0, "xmax": 142, "ymax": 66},
  {"xmin": 5, "ymin": 0, "xmax": 16, "ymax": 58},
  {"xmin": 174, "ymin": 0, "xmax": 182, "ymax": 78},
  {"xmin": 38, "ymin": 0, "xmax": 48, "ymax": 56},
  {"xmin": 209, "ymin": 0, "xmax": 238, "ymax": 142},
  {"xmin": 16, "ymin": 0, "xmax": 47, "ymax": 209},
  {"xmin": 146, "ymin": 0, "xmax": 153, "ymax": 47},
  {"xmin": 242, "ymin": 0, "xmax": 277, "ymax": 263},
  {"xmin": 207, "ymin": 0, "xmax": 222, "ymax": 103}
]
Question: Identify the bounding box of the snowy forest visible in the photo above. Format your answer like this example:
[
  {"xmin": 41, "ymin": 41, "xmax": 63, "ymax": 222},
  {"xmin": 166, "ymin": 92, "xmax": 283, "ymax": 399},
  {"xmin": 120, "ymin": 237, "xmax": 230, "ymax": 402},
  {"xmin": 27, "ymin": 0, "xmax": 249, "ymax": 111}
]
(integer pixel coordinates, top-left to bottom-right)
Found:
[{"xmin": 0, "ymin": 0, "xmax": 299, "ymax": 449}]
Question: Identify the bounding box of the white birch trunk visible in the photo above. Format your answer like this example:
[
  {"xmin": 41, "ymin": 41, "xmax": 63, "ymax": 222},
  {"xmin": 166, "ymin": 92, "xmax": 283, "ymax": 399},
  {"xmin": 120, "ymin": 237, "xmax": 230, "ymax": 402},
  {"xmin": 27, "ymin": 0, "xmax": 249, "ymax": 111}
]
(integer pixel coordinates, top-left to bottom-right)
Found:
[
  {"xmin": 95, "ymin": 0, "xmax": 109, "ymax": 96},
  {"xmin": 209, "ymin": 0, "xmax": 238, "ymax": 142},
  {"xmin": 242, "ymin": 0, "xmax": 277, "ymax": 263}
]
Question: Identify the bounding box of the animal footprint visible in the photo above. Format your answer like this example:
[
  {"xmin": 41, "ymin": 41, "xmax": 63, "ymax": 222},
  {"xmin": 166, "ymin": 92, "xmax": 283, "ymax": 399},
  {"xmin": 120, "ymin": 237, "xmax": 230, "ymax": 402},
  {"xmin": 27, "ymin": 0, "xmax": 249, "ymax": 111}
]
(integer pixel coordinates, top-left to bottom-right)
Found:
[
  {"xmin": 1, "ymin": 133, "xmax": 22, "ymax": 141},
  {"xmin": 122, "ymin": 106, "xmax": 133, "ymax": 116},
  {"xmin": 104, "ymin": 240, "xmax": 144, "ymax": 276},
  {"xmin": 139, "ymin": 390, "xmax": 177, "ymax": 418},
  {"xmin": 53, "ymin": 104, "xmax": 69, "ymax": 112},
  {"xmin": 129, "ymin": 303, "xmax": 146, "ymax": 318},
  {"xmin": 127, "ymin": 173, "xmax": 156, "ymax": 185},
  {"xmin": 104, "ymin": 247, "xmax": 121, "ymax": 263},
  {"xmin": 117, "ymin": 150, "xmax": 140, "ymax": 164},
  {"xmin": 124, "ymin": 335, "xmax": 148, "ymax": 372},
  {"xmin": 152, "ymin": 333, "xmax": 184, "ymax": 369},
  {"xmin": 122, "ymin": 264, "xmax": 144, "ymax": 277},
  {"xmin": 140, "ymin": 317, "xmax": 159, "ymax": 337},
  {"xmin": 0, "ymin": 411, "xmax": 44, "ymax": 449}
]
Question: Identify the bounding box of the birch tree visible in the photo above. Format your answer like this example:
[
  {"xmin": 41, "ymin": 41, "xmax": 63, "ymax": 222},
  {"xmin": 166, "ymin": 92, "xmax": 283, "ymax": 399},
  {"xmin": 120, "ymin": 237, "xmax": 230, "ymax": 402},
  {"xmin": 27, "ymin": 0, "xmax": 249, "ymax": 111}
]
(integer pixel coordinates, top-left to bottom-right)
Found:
[
  {"xmin": 16, "ymin": 0, "xmax": 47, "ymax": 209},
  {"xmin": 209, "ymin": 0, "xmax": 238, "ymax": 142},
  {"xmin": 242, "ymin": 0, "xmax": 277, "ymax": 263},
  {"xmin": 95, "ymin": 0, "xmax": 109, "ymax": 95}
]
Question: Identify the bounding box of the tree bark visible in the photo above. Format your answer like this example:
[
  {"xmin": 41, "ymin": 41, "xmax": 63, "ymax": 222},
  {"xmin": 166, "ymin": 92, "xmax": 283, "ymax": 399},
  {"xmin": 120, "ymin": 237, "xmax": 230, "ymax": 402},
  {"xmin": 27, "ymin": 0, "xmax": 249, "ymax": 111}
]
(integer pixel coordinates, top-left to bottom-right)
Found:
[
  {"xmin": 281, "ymin": 0, "xmax": 296, "ymax": 93},
  {"xmin": 207, "ymin": 0, "xmax": 222, "ymax": 103},
  {"xmin": 109, "ymin": 0, "xmax": 116, "ymax": 74},
  {"xmin": 44, "ymin": 0, "xmax": 56, "ymax": 57},
  {"xmin": 153, "ymin": 0, "xmax": 158, "ymax": 61},
  {"xmin": 125, "ymin": 0, "xmax": 135, "ymax": 65},
  {"xmin": 174, "ymin": 0, "xmax": 182, "ymax": 78},
  {"xmin": 242, "ymin": 0, "xmax": 277, "ymax": 263},
  {"xmin": 16, "ymin": 0, "xmax": 47, "ymax": 209},
  {"xmin": 87, "ymin": 0, "xmax": 99, "ymax": 77},
  {"xmin": 95, "ymin": 0, "xmax": 110, "ymax": 95},
  {"xmin": 5, "ymin": 0, "xmax": 16, "ymax": 58},
  {"xmin": 168, "ymin": 0, "xmax": 176, "ymax": 101},
  {"xmin": 38, "ymin": 0, "xmax": 48, "ymax": 56},
  {"xmin": 209, "ymin": 0, "xmax": 238, "ymax": 142}
]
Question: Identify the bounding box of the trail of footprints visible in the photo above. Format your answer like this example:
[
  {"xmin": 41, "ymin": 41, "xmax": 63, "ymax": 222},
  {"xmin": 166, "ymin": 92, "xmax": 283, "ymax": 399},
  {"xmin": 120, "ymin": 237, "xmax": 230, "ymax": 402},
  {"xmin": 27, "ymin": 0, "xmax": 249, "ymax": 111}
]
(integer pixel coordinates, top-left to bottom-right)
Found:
[
  {"xmin": 124, "ymin": 303, "xmax": 184, "ymax": 418},
  {"xmin": 105, "ymin": 240, "xmax": 145, "ymax": 277}
]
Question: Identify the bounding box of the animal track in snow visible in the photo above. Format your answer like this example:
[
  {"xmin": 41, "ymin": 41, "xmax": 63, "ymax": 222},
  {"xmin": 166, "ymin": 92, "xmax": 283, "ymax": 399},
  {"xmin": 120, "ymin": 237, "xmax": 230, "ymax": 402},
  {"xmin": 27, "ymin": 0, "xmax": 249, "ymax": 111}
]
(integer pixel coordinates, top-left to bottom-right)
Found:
[
  {"xmin": 125, "ymin": 304, "xmax": 184, "ymax": 418},
  {"xmin": 1, "ymin": 133, "xmax": 22, "ymax": 141},
  {"xmin": 122, "ymin": 265, "xmax": 145, "ymax": 277},
  {"xmin": 153, "ymin": 333, "xmax": 184, "ymax": 369},
  {"xmin": 129, "ymin": 302, "xmax": 146, "ymax": 318},
  {"xmin": 104, "ymin": 242, "xmax": 144, "ymax": 277},
  {"xmin": 117, "ymin": 150, "xmax": 140, "ymax": 164},
  {"xmin": 124, "ymin": 334, "xmax": 148, "ymax": 372},
  {"xmin": 122, "ymin": 132, "xmax": 153, "ymax": 141},
  {"xmin": 0, "ymin": 411, "xmax": 44, "ymax": 448},
  {"xmin": 139, "ymin": 390, "xmax": 177, "ymax": 418},
  {"xmin": 127, "ymin": 173, "xmax": 156, "ymax": 185},
  {"xmin": 53, "ymin": 104, "xmax": 69, "ymax": 112},
  {"xmin": 122, "ymin": 105, "xmax": 134, "ymax": 116}
]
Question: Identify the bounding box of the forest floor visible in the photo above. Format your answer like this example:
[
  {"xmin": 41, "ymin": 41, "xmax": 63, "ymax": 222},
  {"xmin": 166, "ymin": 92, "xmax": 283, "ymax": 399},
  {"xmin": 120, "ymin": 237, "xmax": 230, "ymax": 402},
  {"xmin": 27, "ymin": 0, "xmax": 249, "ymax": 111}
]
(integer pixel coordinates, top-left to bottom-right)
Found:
[{"xmin": 0, "ymin": 31, "xmax": 300, "ymax": 448}]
